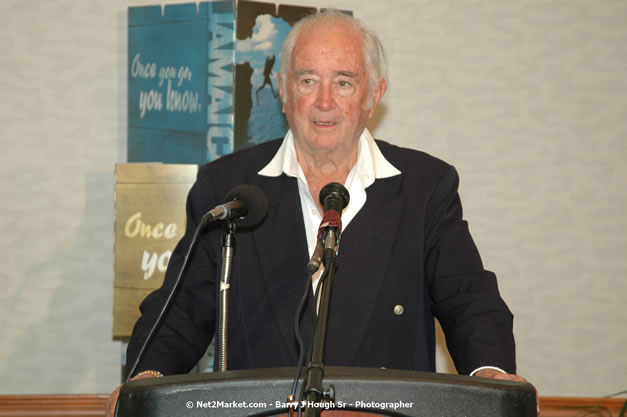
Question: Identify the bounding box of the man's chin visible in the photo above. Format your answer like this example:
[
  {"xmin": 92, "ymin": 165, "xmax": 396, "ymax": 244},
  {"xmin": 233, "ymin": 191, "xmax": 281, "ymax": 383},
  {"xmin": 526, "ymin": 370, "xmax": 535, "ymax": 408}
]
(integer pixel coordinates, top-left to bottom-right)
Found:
[{"xmin": 293, "ymin": 131, "xmax": 357, "ymax": 154}]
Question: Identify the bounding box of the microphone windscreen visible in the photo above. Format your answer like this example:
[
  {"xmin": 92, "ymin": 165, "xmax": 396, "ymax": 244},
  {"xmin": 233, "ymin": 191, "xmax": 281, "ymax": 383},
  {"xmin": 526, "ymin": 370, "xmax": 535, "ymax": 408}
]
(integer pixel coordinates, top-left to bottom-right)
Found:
[
  {"xmin": 319, "ymin": 182, "xmax": 350, "ymax": 212},
  {"xmin": 224, "ymin": 184, "xmax": 268, "ymax": 228}
]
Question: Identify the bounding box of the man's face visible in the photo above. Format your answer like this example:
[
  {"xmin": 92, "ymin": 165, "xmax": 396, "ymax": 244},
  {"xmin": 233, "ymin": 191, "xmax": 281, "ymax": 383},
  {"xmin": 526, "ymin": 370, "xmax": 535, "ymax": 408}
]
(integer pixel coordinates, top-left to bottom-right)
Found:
[{"xmin": 279, "ymin": 22, "xmax": 386, "ymax": 155}]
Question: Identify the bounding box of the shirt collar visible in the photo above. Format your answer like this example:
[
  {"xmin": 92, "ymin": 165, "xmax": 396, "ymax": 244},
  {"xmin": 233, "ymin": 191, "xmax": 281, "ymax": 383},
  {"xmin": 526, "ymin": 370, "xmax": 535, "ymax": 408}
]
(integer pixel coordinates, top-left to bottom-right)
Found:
[{"xmin": 258, "ymin": 128, "xmax": 401, "ymax": 185}]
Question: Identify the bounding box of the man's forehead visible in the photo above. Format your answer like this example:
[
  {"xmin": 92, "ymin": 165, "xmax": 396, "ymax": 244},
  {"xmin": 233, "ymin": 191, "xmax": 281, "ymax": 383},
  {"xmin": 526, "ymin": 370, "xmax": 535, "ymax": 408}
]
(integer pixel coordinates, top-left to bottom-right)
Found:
[{"xmin": 290, "ymin": 33, "xmax": 365, "ymax": 72}]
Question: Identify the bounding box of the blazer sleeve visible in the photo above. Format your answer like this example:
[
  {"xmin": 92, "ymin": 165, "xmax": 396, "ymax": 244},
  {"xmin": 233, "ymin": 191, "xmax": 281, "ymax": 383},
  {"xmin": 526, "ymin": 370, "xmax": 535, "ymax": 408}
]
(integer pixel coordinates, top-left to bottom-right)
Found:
[
  {"xmin": 424, "ymin": 165, "xmax": 516, "ymax": 375},
  {"xmin": 125, "ymin": 167, "xmax": 220, "ymax": 378}
]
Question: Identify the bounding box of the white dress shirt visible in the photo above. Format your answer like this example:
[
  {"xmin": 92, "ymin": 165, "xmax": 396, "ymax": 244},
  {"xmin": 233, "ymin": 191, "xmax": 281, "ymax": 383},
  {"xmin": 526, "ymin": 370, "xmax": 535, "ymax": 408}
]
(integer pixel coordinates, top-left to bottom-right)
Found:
[{"xmin": 258, "ymin": 127, "xmax": 401, "ymax": 272}]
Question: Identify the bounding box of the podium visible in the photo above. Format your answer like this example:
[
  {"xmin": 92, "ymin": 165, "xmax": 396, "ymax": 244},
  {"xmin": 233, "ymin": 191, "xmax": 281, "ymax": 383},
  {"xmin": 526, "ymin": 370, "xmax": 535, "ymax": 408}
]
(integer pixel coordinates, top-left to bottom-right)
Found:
[{"xmin": 116, "ymin": 367, "xmax": 536, "ymax": 417}]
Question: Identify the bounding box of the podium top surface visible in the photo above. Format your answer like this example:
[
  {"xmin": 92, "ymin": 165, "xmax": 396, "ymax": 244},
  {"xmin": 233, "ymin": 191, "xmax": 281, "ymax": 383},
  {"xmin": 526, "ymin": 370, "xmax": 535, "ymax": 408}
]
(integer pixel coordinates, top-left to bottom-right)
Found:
[{"xmin": 117, "ymin": 366, "xmax": 537, "ymax": 417}]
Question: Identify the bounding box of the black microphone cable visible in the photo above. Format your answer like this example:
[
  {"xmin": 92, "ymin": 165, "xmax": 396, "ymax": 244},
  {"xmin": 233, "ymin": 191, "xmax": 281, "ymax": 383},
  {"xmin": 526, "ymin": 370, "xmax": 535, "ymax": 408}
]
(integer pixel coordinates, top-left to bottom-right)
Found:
[{"xmin": 287, "ymin": 268, "xmax": 314, "ymax": 414}]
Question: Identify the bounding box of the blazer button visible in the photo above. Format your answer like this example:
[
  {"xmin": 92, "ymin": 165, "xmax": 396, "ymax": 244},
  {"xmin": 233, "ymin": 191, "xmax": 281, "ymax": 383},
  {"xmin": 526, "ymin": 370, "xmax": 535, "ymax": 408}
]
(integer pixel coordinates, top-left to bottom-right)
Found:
[{"xmin": 393, "ymin": 304, "xmax": 404, "ymax": 315}]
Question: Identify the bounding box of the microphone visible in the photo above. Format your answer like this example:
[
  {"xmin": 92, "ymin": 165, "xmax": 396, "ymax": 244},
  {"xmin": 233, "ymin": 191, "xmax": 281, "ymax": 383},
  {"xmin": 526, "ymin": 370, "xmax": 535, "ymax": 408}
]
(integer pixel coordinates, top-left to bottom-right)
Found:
[
  {"xmin": 201, "ymin": 184, "xmax": 268, "ymax": 228},
  {"xmin": 306, "ymin": 183, "xmax": 350, "ymax": 274}
]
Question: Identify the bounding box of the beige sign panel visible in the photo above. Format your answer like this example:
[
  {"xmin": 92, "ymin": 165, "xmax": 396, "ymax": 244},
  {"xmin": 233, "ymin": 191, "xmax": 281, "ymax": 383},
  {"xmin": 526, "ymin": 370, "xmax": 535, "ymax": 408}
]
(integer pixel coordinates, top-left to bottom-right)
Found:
[{"xmin": 113, "ymin": 163, "xmax": 197, "ymax": 339}]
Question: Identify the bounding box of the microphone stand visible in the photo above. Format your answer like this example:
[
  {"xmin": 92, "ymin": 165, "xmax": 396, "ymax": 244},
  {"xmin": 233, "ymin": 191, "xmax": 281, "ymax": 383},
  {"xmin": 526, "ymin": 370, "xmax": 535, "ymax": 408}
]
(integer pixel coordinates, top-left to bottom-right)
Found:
[
  {"xmin": 217, "ymin": 219, "xmax": 236, "ymax": 372},
  {"xmin": 302, "ymin": 230, "xmax": 339, "ymax": 417}
]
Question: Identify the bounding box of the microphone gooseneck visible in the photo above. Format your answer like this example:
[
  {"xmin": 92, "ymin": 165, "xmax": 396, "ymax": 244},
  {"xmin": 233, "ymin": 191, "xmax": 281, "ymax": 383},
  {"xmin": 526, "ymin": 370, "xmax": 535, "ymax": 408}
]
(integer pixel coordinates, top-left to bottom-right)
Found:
[{"xmin": 215, "ymin": 184, "xmax": 267, "ymax": 372}]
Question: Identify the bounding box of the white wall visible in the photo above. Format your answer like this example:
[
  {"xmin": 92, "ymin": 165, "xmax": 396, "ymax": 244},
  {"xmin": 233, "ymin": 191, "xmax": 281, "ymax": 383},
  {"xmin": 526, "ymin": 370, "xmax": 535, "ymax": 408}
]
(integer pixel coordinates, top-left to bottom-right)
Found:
[{"xmin": 0, "ymin": 0, "xmax": 625, "ymax": 397}]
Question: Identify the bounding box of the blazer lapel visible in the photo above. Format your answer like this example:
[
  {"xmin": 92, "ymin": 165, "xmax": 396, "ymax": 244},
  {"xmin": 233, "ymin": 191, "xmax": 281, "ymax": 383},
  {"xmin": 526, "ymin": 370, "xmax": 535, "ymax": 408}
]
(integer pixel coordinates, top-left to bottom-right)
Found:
[{"xmin": 325, "ymin": 175, "xmax": 404, "ymax": 365}]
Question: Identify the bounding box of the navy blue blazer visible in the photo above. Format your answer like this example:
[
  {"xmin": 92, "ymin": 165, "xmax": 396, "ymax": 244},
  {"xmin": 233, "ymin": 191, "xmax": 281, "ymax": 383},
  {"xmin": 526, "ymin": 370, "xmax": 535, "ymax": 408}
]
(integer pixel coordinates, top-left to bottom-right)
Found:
[{"xmin": 126, "ymin": 139, "xmax": 515, "ymax": 378}]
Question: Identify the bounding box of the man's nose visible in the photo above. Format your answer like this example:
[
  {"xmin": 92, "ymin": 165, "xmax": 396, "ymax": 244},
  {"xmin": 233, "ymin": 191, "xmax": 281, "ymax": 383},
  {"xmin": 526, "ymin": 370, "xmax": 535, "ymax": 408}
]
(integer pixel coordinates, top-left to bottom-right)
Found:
[{"xmin": 315, "ymin": 83, "xmax": 336, "ymax": 111}]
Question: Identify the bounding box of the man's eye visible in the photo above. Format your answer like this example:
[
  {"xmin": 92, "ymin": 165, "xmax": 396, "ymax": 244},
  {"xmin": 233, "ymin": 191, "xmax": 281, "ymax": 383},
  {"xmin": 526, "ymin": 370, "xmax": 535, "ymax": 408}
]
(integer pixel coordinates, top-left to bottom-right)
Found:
[
  {"xmin": 339, "ymin": 81, "xmax": 351, "ymax": 88},
  {"xmin": 301, "ymin": 79, "xmax": 313, "ymax": 85}
]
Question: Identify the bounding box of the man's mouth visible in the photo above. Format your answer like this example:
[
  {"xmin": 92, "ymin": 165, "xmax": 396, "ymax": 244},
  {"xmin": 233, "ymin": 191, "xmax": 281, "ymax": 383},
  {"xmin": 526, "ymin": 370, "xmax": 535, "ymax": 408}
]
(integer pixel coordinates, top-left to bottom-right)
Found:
[{"xmin": 313, "ymin": 121, "xmax": 336, "ymax": 126}]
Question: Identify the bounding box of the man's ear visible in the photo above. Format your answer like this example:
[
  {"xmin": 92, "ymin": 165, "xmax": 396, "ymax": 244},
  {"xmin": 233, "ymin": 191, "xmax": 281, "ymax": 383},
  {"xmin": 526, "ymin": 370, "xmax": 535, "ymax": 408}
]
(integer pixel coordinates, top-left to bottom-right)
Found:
[{"xmin": 368, "ymin": 78, "xmax": 387, "ymax": 118}]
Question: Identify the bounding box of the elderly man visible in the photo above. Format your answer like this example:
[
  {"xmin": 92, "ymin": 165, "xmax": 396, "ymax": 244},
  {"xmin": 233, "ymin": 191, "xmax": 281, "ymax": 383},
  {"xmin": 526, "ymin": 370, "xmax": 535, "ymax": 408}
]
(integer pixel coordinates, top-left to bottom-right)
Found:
[{"xmin": 106, "ymin": 11, "xmax": 534, "ymax": 416}]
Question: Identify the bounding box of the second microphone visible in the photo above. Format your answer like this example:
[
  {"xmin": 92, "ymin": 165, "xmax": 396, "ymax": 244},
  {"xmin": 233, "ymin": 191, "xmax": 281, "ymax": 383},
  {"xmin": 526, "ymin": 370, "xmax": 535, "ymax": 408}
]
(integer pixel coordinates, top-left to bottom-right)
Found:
[{"xmin": 306, "ymin": 182, "xmax": 350, "ymax": 275}]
